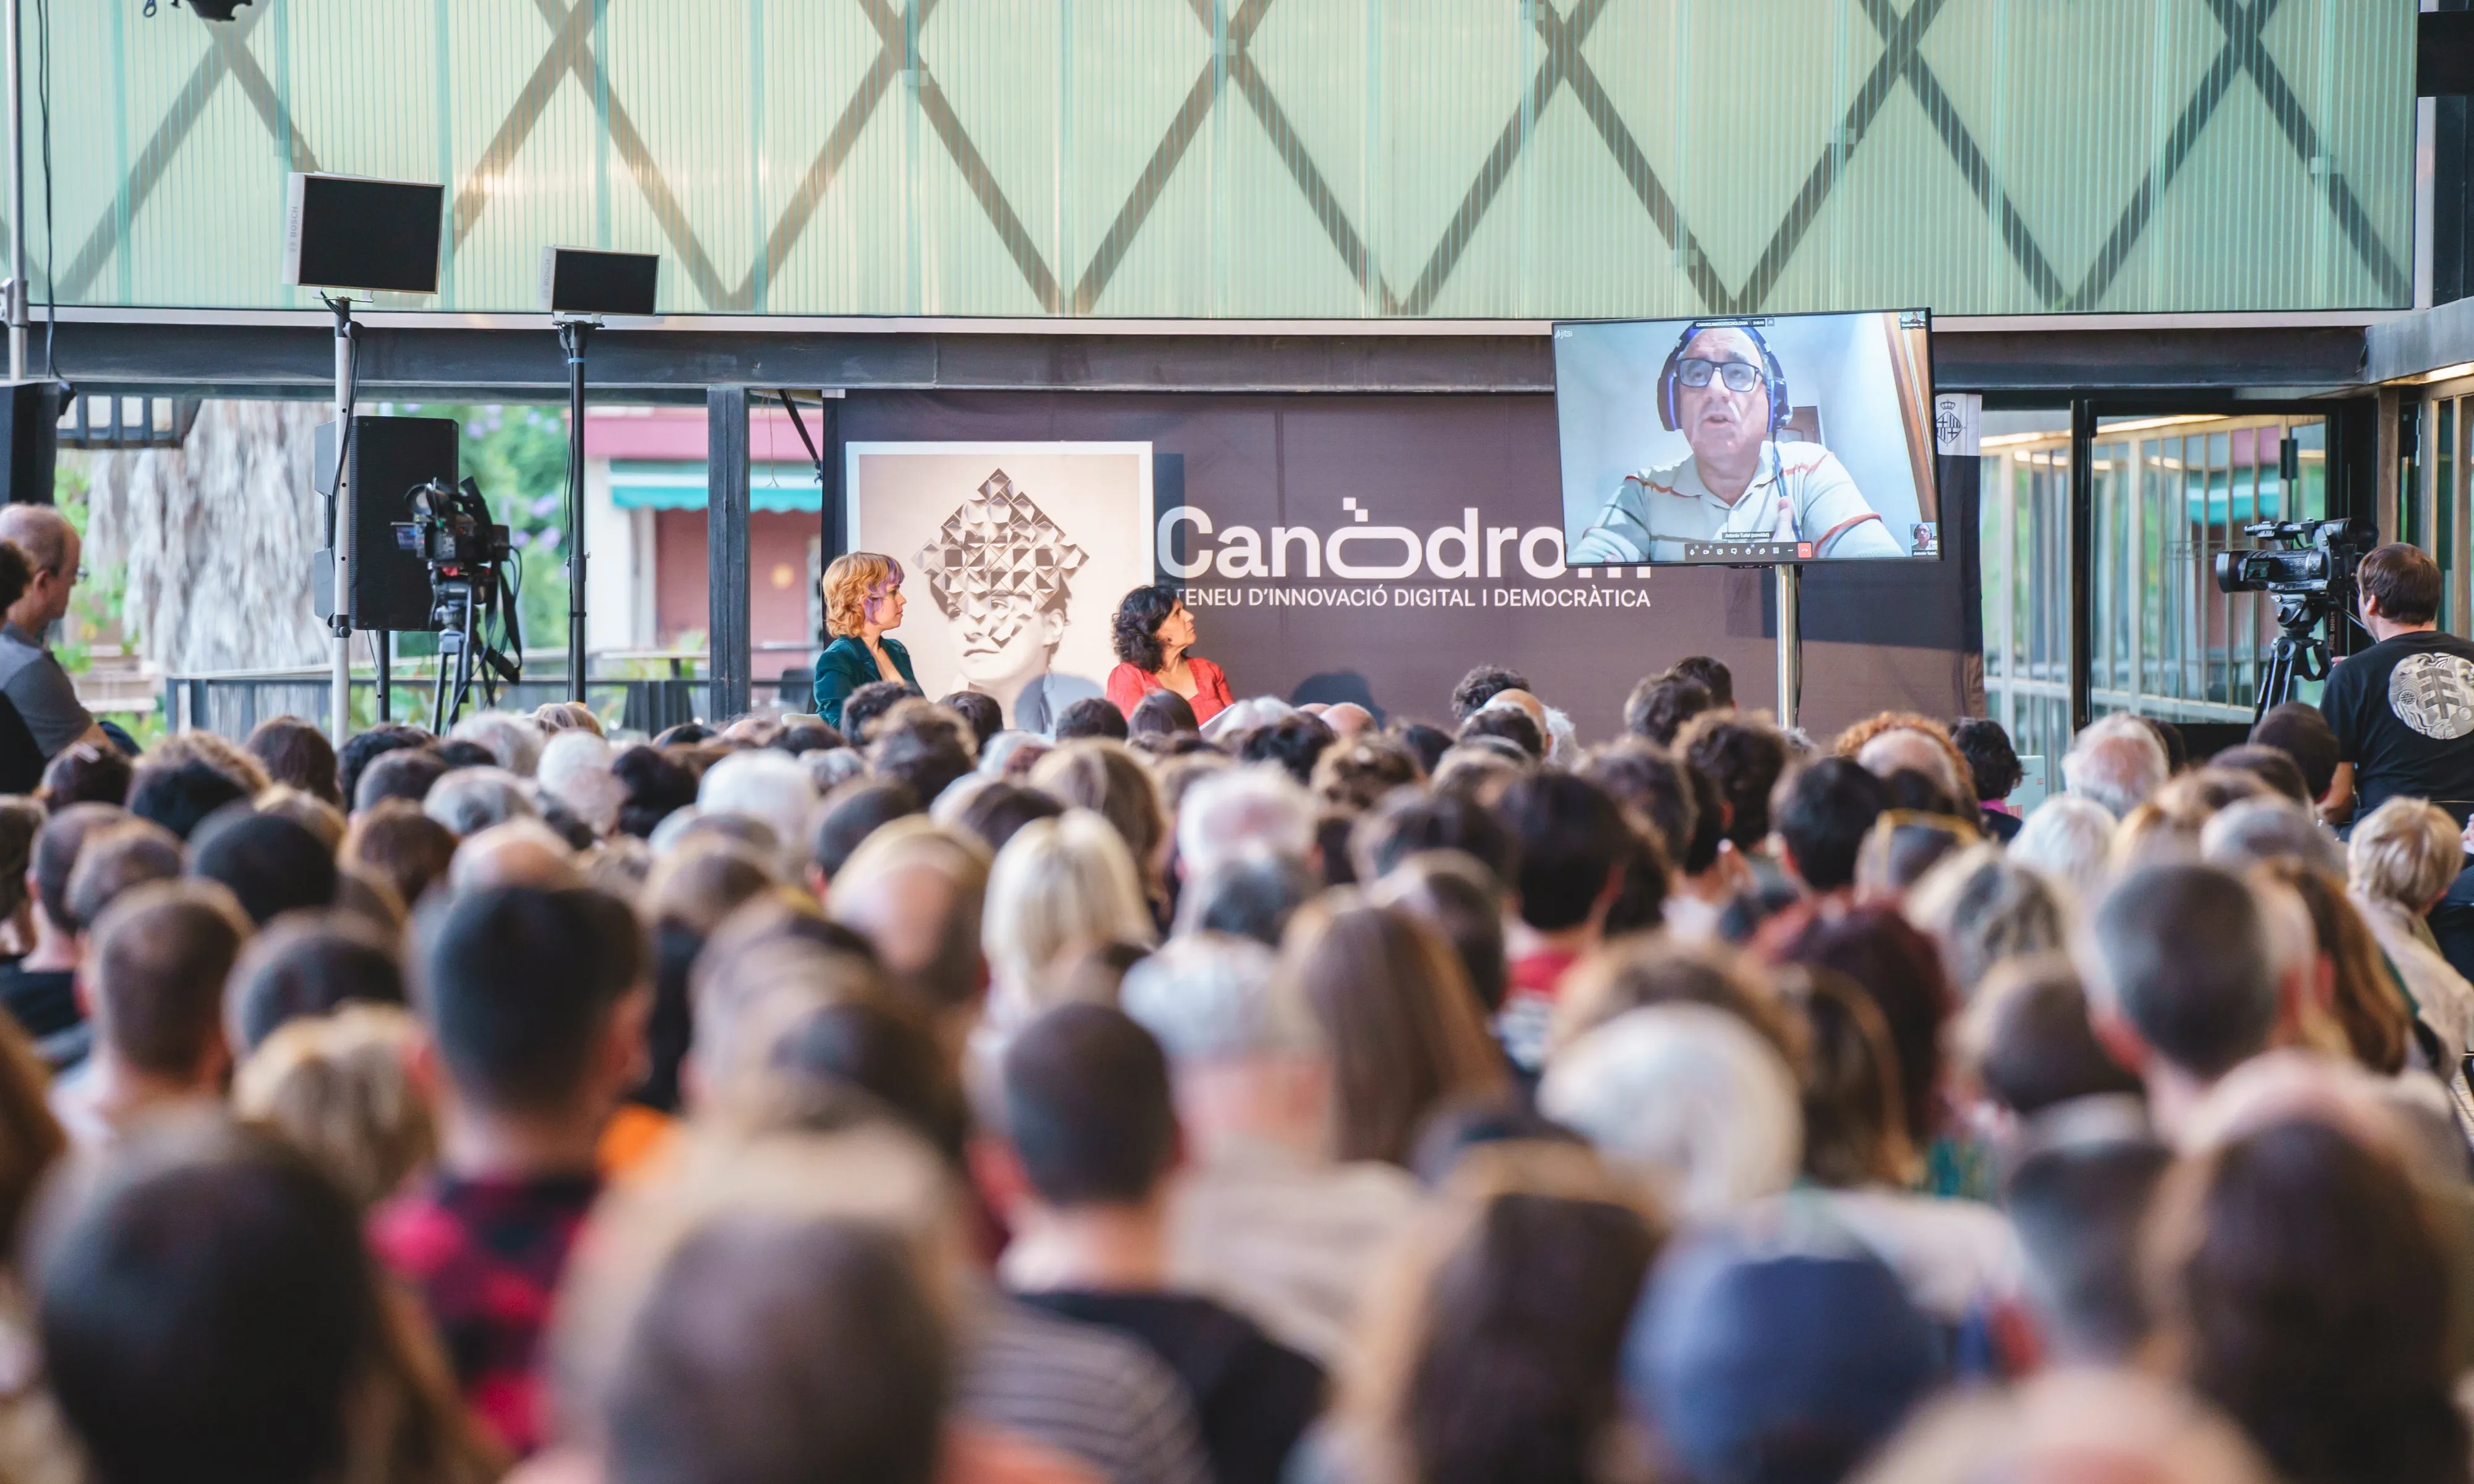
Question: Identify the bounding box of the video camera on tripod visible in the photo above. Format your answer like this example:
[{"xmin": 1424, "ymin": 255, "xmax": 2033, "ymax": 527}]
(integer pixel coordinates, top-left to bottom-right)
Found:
[
  {"xmin": 2213, "ymin": 515, "xmax": 2377, "ymax": 720},
  {"xmin": 393, "ymin": 476, "xmax": 523, "ymax": 731}
]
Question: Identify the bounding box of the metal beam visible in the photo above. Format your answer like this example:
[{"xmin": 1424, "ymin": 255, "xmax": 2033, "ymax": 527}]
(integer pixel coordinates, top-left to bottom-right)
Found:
[
  {"xmin": 35, "ymin": 318, "xmax": 2382, "ymax": 400},
  {"xmin": 1937, "ymin": 327, "xmax": 2369, "ymax": 393},
  {"xmin": 2367, "ymin": 293, "xmax": 2474, "ymax": 383},
  {"xmin": 706, "ymin": 385, "xmax": 750, "ymax": 721}
]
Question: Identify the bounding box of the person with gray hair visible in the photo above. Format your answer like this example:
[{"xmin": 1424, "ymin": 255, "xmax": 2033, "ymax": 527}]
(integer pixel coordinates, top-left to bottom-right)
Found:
[
  {"xmin": 1172, "ymin": 848, "xmax": 1316, "ymax": 946},
  {"xmin": 1120, "ymin": 932, "xmax": 1419, "ymax": 1363},
  {"xmin": 1538, "ymin": 1002, "xmax": 1802, "ymax": 1224},
  {"xmin": 2199, "ymin": 797, "xmax": 2347, "ymax": 879},
  {"xmin": 447, "ymin": 818, "xmax": 584, "ymax": 893},
  {"xmin": 698, "ymin": 749, "xmax": 820, "ymax": 878},
  {"xmin": 1175, "ymin": 764, "xmax": 1317, "ymax": 882},
  {"xmin": 1903, "ymin": 844, "xmax": 2066, "ymax": 1000},
  {"xmin": 803, "ymin": 746, "xmax": 869, "ymax": 793},
  {"xmin": 1856, "ymin": 727, "xmax": 1969, "ymax": 806},
  {"xmin": 449, "ymin": 712, "xmax": 546, "ymax": 778},
  {"xmin": 2010, "ymin": 795, "xmax": 2117, "ymax": 903},
  {"xmin": 2060, "ymin": 715, "xmax": 2170, "ymax": 819},
  {"xmin": 537, "ymin": 728, "xmax": 623, "ymax": 838},
  {"xmin": 2078, "ymin": 862, "xmax": 2279, "ymax": 1140},
  {"xmin": 421, "ymin": 765, "xmax": 537, "ymax": 838},
  {"xmin": 0, "ymin": 502, "xmax": 103, "ymax": 757},
  {"xmin": 2348, "ymin": 796, "xmax": 2474, "ymax": 1062},
  {"xmin": 977, "ymin": 730, "xmax": 1053, "ymax": 781},
  {"xmin": 1199, "ymin": 696, "xmax": 1296, "ymax": 744}
]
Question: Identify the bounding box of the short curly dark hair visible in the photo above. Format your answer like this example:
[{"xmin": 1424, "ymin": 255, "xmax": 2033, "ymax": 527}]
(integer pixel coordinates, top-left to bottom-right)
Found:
[
  {"xmin": 1677, "ymin": 712, "xmax": 1791, "ymax": 848},
  {"xmin": 1112, "ymin": 585, "xmax": 1183, "ymax": 672},
  {"xmin": 1622, "ymin": 673, "xmax": 1713, "ymax": 746},
  {"xmin": 1948, "ymin": 717, "xmax": 2024, "ymax": 803},
  {"xmin": 1451, "ymin": 665, "xmax": 1530, "ymax": 721},
  {"xmin": 1670, "ymin": 655, "xmax": 1734, "ymax": 709}
]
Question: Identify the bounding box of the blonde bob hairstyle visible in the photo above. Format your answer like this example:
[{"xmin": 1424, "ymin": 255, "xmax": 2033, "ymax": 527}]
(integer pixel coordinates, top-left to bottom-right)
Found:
[
  {"xmin": 233, "ymin": 1004, "xmax": 436, "ymax": 1210},
  {"xmin": 983, "ymin": 809, "xmax": 1156, "ymax": 1028},
  {"xmin": 821, "ymin": 552, "xmax": 904, "ymax": 639},
  {"xmin": 2349, "ymin": 796, "xmax": 2463, "ymax": 913}
]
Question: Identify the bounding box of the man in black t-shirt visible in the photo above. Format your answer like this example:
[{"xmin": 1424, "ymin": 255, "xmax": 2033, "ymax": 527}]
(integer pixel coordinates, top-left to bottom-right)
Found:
[
  {"xmin": 993, "ymin": 1004, "xmax": 1325, "ymax": 1484},
  {"xmin": 2321, "ymin": 543, "xmax": 2474, "ymax": 981},
  {"xmin": 2321, "ymin": 543, "xmax": 2474, "ymax": 825}
]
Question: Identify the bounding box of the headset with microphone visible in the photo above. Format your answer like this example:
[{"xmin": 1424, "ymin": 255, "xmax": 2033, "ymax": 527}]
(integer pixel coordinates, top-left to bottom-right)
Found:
[
  {"xmin": 1653, "ymin": 320, "xmax": 1800, "ymax": 541},
  {"xmin": 1656, "ymin": 320, "xmax": 1789, "ymax": 434}
]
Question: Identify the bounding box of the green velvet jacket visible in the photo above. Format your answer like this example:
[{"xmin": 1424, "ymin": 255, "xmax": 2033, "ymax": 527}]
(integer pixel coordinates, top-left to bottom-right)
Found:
[{"xmin": 811, "ymin": 635, "xmax": 918, "ymax": 730}]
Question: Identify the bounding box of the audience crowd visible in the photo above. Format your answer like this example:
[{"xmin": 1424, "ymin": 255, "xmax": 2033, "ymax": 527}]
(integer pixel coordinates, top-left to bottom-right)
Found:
[{"xmin": 0, "ymin": 657, "xmax": 2463, "ymax": 1484}]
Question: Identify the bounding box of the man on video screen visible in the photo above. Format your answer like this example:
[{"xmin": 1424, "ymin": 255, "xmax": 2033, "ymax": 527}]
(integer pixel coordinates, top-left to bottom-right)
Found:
[{"xmin": 1569, "ymin": 323, "xmax": 1903, "ymax": 564}]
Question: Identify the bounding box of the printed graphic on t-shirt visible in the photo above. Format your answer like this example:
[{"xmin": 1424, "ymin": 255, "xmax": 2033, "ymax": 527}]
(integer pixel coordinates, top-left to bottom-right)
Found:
[{"xmin": 2389, "ymin": 652, "xmax": 2474, "ymax": 740}]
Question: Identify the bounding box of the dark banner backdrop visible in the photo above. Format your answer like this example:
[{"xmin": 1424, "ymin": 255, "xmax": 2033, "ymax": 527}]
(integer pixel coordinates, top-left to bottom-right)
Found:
[{"xmin": 836, "ymin": 391, "xmax": 1982, "ymax": 741}]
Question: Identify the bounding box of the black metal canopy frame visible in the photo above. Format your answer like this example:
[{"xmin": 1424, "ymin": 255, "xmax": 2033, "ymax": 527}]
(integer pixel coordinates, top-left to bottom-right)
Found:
[{"xmin": 30, "ymin": 315, "xmax": 2386, "ymax": 407}]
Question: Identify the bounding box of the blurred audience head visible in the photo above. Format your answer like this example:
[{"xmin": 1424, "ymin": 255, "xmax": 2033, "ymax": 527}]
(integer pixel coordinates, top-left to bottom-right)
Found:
[{"xmin": 2063, "ymin": 715, "xmax": 2171, "ymax": 819}]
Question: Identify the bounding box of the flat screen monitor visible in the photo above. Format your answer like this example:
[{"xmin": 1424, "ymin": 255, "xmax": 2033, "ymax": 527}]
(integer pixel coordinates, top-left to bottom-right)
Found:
[
  {"xmin": 283, "ymin": 173, "xmax": 445, "ymax": 296},
  {"xmin": 1555, "ymin": 309, "xmax": 1939, "ymax": 565},
  {"xmin": 539, "ymin": 246, "xmax": 661, "ymax": 315}
]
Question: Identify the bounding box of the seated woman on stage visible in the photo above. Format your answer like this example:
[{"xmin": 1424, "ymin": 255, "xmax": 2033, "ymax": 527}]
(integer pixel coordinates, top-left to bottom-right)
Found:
[
  {"xmin": 811, "ymin": 552, "xmax": 920, "ymax": 730},
  {"xmin": 1106, "ymin": 584, "xmax": 1233, "ymax": 727}
]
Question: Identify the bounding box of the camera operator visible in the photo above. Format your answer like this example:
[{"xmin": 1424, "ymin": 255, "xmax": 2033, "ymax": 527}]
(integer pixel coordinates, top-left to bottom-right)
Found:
[
  {"xmin": 2317, "ymin": 543, "xmax": 2474, "ymax": 982},
  {"xmin": 2320, "ymin": 543, "xmax": 2474, "ymax": 827}
]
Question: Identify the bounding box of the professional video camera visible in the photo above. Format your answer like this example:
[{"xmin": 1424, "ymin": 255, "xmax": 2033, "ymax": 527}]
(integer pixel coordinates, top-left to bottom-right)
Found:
[
  {"xmin": 394, "ymin": 476, "xmax": 522, "ymax": 731},
  {"xmin": 2213, "ymin": 515, "xmax": 2376, "ymax": 720}
]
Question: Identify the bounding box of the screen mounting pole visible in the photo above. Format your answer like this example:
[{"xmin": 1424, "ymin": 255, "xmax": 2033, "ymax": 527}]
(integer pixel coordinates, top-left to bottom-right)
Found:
[
  {"xmin": 326, "ymin": 295, "xmax": 354, "ymax": 747},
  {"xmin": 6, "ymin": 0, "xmax": 24, "ymax": 385},
  {"xmin": 1776, "ymin": 563, "xmax": 1801, "ymax": 731},
  {"xmin": 557, "ymin": 315, "xmax": 597, "ymax": 702}
]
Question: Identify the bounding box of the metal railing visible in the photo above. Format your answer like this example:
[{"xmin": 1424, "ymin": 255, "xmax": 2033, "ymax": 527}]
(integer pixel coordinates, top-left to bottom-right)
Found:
[
  {"xmin": 161, "ymin": 646, "xmax": 826, "ymax": 741},
  {"xmin": 161, "ymin": 668, "xmax": 708, "ymax": 741}
]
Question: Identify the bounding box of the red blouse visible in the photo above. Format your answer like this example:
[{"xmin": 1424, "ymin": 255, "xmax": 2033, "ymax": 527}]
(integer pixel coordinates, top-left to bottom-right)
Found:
[{"xmin": 1107, "ymin": 657, "xmax": 1234, "ymax": 726}]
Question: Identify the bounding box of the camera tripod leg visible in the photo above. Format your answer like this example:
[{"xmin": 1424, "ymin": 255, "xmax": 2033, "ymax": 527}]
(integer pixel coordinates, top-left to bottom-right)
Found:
[
  {"xmin": 448, "ymin": 600, "xmax": 479, "ymax": 728},
  {"xmin": 429, "ymin": 646, "xmax": 451, "ymax": 735},
  {"xmin": 2253, "ymin": 633, "xmax": 2318, "ymax": 725},
  {"xmin": 2254, "ymin": 646, "xmax": 2282, "ymax": 725},
  {"xmin": 429, "ymin": 585, "xmax": 482, "ymax": 733}
]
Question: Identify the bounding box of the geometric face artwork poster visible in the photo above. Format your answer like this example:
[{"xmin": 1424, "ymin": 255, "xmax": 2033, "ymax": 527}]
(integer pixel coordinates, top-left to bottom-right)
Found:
[{"xmin": 844, "ymin": 442, "xmax": 1155, "ymax": 730}]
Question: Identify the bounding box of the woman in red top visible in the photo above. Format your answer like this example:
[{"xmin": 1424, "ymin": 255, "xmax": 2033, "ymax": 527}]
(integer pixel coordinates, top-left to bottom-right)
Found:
[{"xmin": 1106, "ymin": 584, "xmax": 1233, "ymax": 726}]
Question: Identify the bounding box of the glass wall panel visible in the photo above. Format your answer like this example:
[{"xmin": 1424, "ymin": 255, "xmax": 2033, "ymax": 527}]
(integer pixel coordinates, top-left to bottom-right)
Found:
[
  {"xmin": 18, "ymin": 0, "xmax": 2420, "ymax": 317},
  {"xmin": 1980, "ymin": 413, "xmax": 2331, "ymax": 761},
  {"xmin": 2399, "ymin": 391, "xmax": 2474, "ymax": 644}
]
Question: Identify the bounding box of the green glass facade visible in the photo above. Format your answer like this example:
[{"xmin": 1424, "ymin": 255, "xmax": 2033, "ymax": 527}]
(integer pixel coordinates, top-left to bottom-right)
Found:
[{"xmin": 30, "ymin": 0, "xmax": 2414, "ymax": 318}]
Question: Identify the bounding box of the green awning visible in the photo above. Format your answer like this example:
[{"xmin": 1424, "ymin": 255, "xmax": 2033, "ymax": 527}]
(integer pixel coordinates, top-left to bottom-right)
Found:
[{"xmin": 610, "ymin": 459, "xmax": 822, "ymax": 513}]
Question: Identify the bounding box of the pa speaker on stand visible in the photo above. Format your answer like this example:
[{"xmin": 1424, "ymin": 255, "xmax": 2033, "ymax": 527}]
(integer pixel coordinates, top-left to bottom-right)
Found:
[
  {"xmin": 0, "ymin": 381, "xmax": 61, "ymax": 505},
  {"xmin": 310, "ymin": 415, "xmax": 460, "ymax": 728}
]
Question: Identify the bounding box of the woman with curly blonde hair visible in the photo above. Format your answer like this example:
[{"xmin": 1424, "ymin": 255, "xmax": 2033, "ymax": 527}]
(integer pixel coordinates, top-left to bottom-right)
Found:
[{"xmin": 810, "ymin": 552, "xmax": 919, "ymax": 730}]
